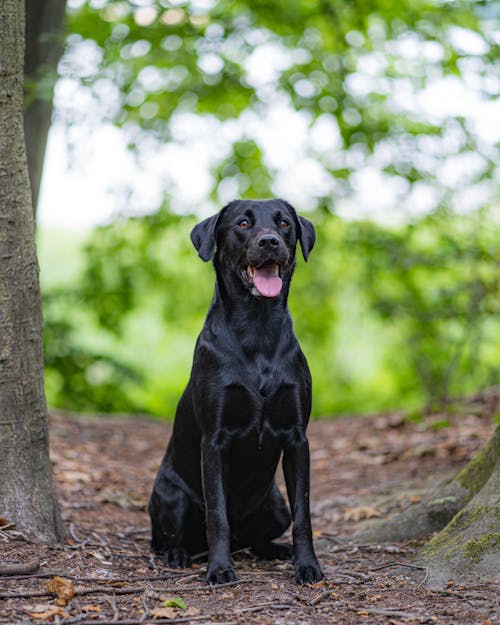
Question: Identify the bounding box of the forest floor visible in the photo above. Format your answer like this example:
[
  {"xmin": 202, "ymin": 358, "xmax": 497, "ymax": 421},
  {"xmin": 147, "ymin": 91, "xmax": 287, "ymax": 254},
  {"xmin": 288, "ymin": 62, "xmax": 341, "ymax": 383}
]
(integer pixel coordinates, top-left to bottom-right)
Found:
[{"xmin": 1, "ymin": 390, "xmax": 498, "ymax": 625}]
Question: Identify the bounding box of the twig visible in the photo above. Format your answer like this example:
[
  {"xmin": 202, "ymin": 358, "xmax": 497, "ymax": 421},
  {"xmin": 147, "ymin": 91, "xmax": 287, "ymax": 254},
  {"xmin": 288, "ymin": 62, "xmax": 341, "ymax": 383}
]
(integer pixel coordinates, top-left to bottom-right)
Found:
[
  {"xmin": 347, "ymin": 606, "xmax": 431, "ymax": 623},
  {"xmin": 0, "ymin": 576, "xmax": 265, "ymax": 600},
  {"xmin": 369, "ymin": 561, "xmax": 427, "ymax": 572},
  {"xmin": 235, "ymin": 602, "xmax": 292, "ymax": 614},
  {"xmin": 119, "ymin": 528, "xmax": 150, "ymax": 538},
  {"xmin": 309, "ymin": 590, "xmax": 332, "ymax": 606},
  {"xmin": 0, "ymin": 586, "xmax": 146, "ymax": 600},
  {"xmin": 141, "ymin": 590, "xmax": 151, "ymax": 622},
  {"xmin": 62, "ymin": 602, "xmax": 293, "ymax": 625},
  {"xmin": 108, "ymin": 594, "xmax": 120, "ymax": 622},
  {"xmin": 0, "ymin": 560, "xmax": 40, "ymax": 576}
]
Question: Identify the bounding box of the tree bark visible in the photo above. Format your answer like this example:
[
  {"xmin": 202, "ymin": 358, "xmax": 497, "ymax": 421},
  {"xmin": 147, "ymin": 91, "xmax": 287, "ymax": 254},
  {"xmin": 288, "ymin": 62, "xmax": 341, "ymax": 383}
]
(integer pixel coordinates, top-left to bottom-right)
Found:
[
  {"xmin": 415, "ymin": 447, "xmax": 499, "ymax": 588},
  {"xmin": 332, "ymin": 425, "xmax": 500, "ymax": 587},
  {"xmin": 0, "ymin": 0, "xmax": 63, "ymax": 544},
  {"xmin": 24, "ymin": 0, "xmax": 66, "ymax": 217}
]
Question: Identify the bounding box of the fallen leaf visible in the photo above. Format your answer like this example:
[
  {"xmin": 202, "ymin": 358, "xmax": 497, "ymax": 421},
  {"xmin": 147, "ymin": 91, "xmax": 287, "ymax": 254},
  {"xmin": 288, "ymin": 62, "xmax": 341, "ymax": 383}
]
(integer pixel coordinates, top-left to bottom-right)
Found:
[
  {"xmin": 28, "ymin": 606, "xmax": 69, "ymax": 620},
  {"xmin": 163, "ymin": 597, "xmax": 187, "ymax": 610},
  {"xmin": 45, "ymin": 576, "xmax": 75, "ymax": 606},
  {"xmin": 81, "ymin": 605, "xmax": 102, "ymax": 613},
  {"xmin": 309, "ymin": 580, "xmax": 326, "ymax": 589},
  {"xmin": 185, "ymin": 607, "xmax": 201, "ymax": 616},
  {"xmin": 151, "ymin": 607, "xmax": 177, "ymax": 619},
  {"xmin": 97, "ymin": 489, "xmax": 147, "ymax": 510},
  {"xmin": 59, "ymin": 470, "xmax": 91, "ymax": 484},
  {"xmin": 343, "ymin": 506, "xmax": 383, "ymax": 522}
]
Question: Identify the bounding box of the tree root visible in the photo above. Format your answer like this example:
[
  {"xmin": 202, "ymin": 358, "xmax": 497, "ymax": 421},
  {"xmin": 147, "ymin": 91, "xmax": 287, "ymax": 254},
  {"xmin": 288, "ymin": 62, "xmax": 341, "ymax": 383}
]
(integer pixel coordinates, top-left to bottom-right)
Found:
[
  {"xmin": 349, "ymin": 425, "xmax": 500, "ymax": 545},
  {"xmin": 415, "ymin": 457, "xmax": 500, "ymax": 588}
]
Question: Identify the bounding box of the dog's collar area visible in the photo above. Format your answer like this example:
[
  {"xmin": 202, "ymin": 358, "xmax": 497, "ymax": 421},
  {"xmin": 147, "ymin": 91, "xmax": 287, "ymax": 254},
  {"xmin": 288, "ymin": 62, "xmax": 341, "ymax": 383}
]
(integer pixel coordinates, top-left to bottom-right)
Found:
[{"xmin": 242, "ymin": 261, "xmax": 283, "ymax": 298}]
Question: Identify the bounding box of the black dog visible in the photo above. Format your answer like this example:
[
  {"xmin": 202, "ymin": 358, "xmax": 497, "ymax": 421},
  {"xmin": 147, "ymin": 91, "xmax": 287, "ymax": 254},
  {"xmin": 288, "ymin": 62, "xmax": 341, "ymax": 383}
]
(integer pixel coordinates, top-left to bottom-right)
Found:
[{"xmin": 149, "ymin": 198, "xmax": 324, "ymax": 585}]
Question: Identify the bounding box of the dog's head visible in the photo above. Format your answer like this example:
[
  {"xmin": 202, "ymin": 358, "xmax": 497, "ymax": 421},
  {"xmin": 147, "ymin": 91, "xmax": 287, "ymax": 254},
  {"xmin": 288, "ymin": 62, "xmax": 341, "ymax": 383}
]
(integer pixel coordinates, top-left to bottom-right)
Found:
[{"xmin": 190, "ymin": 199, "xmax": 315, "ymax": 299}]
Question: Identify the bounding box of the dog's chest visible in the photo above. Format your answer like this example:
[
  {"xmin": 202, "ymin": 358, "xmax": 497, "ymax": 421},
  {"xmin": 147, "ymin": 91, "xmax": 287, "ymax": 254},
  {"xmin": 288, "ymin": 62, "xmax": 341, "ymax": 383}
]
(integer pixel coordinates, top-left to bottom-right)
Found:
[{"xmin": 218, "ymin": 360, "xmax": 305, "ymax": 440}]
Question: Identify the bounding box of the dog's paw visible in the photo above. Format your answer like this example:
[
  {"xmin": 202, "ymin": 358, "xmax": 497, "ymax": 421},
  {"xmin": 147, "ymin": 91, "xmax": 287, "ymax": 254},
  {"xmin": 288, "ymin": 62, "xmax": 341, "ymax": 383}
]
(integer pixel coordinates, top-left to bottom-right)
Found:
[
  {"xmin": 251, "ymin": 541, "xmax": 294, "ymax": 561},
  {"xmin": 295, "ymin": 560, "xmax": 324, "ymax": 585},
  {"xmin": 163, "ymin": 547, "xmax": 192, "ymax": 569},
  {"xmin": 205, "ymin": 563, "xmax": 238, "ymax": 585}
]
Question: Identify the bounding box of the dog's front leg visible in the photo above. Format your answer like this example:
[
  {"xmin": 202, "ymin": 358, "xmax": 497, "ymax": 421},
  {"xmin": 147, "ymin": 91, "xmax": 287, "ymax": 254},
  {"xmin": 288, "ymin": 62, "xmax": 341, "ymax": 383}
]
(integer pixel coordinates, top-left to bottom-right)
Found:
[
  {"xmin": 283, "ymin": 437, "xmax": 324, "ymax": 584},
  {"xmin": 201, "ymin": 439, "xmax": 237, "ymax": 585}
]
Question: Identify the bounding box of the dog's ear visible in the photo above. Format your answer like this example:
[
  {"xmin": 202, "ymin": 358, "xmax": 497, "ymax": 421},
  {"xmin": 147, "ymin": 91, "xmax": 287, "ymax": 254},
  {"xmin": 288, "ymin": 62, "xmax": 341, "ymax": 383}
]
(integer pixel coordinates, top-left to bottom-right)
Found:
[
  {"xmin": 297, "ymin": 216, "xmax": 316, "ymax": 261},
  {"xmin": 190, "ymin": 214, "xmax": 219, "ymax": 261},
  {"xmin": 278, "ymin": 199, "xmax": 316, "ymax": 261}
]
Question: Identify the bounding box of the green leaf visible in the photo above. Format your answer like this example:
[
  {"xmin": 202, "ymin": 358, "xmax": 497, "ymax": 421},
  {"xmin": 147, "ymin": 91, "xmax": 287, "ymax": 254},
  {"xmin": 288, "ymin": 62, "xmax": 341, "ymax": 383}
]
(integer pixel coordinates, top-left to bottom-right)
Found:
[{"xmin": 163, "ymin": 597, "xmax": 187, "ymax": 610}]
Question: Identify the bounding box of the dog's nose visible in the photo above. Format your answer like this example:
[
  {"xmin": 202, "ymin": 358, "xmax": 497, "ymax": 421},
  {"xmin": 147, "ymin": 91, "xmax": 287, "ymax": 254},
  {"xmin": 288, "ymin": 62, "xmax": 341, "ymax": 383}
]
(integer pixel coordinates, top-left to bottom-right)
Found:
[{"xmin": 257, "ymin": 234, "xmax": 280, "ymax": 248}]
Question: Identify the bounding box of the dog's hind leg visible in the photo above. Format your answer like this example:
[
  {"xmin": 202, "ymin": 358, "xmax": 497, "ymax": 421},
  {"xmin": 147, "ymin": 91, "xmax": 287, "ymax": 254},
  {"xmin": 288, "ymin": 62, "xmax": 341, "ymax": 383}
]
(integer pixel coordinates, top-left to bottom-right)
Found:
[{"xmin": 149, "ymin": 472, "xmax": 204, "ymax": 569}]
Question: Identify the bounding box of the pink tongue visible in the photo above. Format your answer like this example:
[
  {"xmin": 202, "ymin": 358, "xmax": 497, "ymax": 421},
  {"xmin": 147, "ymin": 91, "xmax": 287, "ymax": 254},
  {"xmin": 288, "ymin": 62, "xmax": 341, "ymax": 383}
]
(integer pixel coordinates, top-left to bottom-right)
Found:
[{"xmin": 253, "ymin": 265, "xmax": 282, "ymax": 298}]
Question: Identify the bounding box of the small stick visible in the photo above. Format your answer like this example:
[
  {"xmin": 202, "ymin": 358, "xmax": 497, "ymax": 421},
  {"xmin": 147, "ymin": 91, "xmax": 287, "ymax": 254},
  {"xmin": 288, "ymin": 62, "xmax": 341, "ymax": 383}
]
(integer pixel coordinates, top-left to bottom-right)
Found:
[
  {"xmin": 62, "ymin": 602, "xmax": 293, "ymax": 625},
  {"xmin": 0, "ymin": 576, "xmax": 265, "ymax": 600},
  {"xmin": 369, "ymin": 561, "xmax": 427, "ymax": 572},
  {"xmin": 347, "ymin": 606, "xmax": 430, "ymax": 623},
  {"xmin": 0, "ymin": 560, "xmax": 40, "ymax": 576}
]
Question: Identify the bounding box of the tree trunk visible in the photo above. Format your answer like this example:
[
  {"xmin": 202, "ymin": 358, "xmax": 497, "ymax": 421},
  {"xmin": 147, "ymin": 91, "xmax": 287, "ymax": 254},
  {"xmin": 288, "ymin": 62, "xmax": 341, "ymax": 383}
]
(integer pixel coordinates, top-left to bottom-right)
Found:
[
  {"xmin": 0, "ymin": 0, "xmax": 63, "ymax": 544},
  {"xmin": 335, "ymin": 425, "xmax": 500, "ymax": 587},
  {"xmin": 349, "ymin": 424, "xmax": 500, "ymax": 545},
  {"xmin": 24, "ymin": 0, "xmax": 66, "ymax": 217},
  {"xmin": 415, "ymin": 445, "xmax": 499, "ymax": 588}
]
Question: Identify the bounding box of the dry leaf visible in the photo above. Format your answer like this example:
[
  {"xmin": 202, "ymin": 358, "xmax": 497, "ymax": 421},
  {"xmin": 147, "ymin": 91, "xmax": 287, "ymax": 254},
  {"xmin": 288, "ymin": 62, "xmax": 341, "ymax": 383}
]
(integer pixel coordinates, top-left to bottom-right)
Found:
[
  {"xmin": 184, "ymin": 607, "xmax": 201, "ymax": 616},
  {"xmin": 343, "ymin": 506, "xmax": 383, "ymax": 522},
  {"xmin": 151, "ymin": 606, "xmax": 177, "ymax": 619},
  {"xmin": 97, "ymin": 489, "xmax": 147, "ymax": 510},
  {"xmin": 59, "ymin": 470, "xmax": 91, "ymax": 484},
  {"xmin": 45, "ymin": 576, "xmax": 75, "ymax": 606},
  {"xmin": 309, "ymin": 580, "xmax": 326, "ymax": 589},
  {"xmin": 28, "ymin": 606, "xmax": 69, "ymax": 620},
  {"xmin": 81, "ymin": 605, "xmax": 102, "ymax": 613}
]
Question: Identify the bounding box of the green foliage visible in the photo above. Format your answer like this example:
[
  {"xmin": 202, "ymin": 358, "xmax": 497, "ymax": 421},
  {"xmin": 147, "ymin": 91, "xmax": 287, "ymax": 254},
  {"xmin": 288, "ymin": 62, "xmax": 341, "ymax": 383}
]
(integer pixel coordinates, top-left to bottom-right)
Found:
[
  {"xmin": 346, "ymin": 209, "xmax": 500, "ymax": 407},
  {"xmin": 40, "ymin": 0, "xmax": 500, "ymax": 416},
  {"xmin": 43, "ymin": 289, "xmax": 142, "ymax": 412},
  {"xmin": 42, "ymin": 207, "xmax": 500, "ymax": 417},
  {"xmin": 62, "ymin": 0, "xmax": 499, "ymax": 207}
]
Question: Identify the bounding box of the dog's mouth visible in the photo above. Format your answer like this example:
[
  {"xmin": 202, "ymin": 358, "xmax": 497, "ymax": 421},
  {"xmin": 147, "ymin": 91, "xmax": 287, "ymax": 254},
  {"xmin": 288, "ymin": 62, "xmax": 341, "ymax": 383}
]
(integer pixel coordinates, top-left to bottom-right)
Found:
[{"xmin": 243, "ymin": 261, "xmax": 283, "ymax": 298}]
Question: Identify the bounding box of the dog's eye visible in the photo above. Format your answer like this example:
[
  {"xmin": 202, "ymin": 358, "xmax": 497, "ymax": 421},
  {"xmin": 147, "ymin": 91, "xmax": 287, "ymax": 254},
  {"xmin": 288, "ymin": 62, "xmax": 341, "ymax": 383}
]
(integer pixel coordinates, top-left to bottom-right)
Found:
[
  {"xmin": 279, "ymin": 220, "xmax": 290, "ymax": 230},
  {"xmin": 238, "ymin": 219, "xmax": 250, "ymax": 229}
]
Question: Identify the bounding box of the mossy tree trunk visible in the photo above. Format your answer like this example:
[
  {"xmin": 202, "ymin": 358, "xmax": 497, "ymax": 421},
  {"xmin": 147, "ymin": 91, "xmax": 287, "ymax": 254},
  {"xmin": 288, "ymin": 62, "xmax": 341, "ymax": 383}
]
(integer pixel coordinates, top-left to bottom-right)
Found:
[
  {"xmin": 0, "ymin": 0, "xmax": 63, "ymax": 544},
  {"xmin": 350, "ymin": 426, "xmax": 500, "ymax": 587},
  {"xmin": 415, "ymin": 445, "xmax": 499, "ymax": 588},
  {"xmin": 351, "ymin": 425, "xmax": 499, "ymax": 545}
]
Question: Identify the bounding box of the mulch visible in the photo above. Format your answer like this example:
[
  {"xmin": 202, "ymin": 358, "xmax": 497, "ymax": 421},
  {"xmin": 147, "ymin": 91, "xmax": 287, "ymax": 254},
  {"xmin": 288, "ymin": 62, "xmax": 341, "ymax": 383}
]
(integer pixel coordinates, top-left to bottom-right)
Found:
[{"xmin": 0, "ymin": 391, "xmax": 498, "ymax": 624}]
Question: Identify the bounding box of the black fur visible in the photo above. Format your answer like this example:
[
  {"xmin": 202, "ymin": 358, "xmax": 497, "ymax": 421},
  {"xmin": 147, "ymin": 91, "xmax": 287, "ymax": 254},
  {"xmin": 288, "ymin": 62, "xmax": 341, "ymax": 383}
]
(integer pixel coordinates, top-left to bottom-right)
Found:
[{"xmin": 149, "ymin": 199, "xmax": 323, "ymax": 585}]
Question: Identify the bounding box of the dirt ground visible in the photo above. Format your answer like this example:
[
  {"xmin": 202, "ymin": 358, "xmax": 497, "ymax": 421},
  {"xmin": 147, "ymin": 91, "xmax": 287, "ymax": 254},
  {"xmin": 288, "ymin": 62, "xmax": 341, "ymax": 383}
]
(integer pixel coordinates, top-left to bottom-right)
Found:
[{"xmin": 1, "ymin": 392, "xmax": 498, "ymax": 625}]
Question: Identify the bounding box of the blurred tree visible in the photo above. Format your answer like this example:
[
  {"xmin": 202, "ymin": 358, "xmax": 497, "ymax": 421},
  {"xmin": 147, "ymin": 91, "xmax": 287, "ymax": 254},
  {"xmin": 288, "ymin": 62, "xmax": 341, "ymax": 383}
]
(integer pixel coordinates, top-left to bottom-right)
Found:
[
  {"xmin": 60, "ymin": 0, "xmax": 498, "ymax": 209},
  {"xmin": 347, "ymin": 209, "xmax": 499, "ymax": 407},
  {"xmin": 0, "ymin": 0, "xmax": 63, "ymax": 544},
  {"xmin": 40, "ymin": 0, "xmax": 499, "ymax": 414},
  {"xmin": 24, "ymin": 0, "xmax": 67, "ymax": 215}
]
